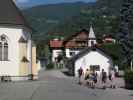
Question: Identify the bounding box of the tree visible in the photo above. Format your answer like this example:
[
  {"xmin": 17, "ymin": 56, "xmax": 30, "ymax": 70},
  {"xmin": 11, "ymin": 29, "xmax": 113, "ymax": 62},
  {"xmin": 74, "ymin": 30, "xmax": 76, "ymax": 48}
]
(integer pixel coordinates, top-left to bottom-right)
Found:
[{"xmin": 118, "ymin": 0, "xmax": 133, "ymax": 69}]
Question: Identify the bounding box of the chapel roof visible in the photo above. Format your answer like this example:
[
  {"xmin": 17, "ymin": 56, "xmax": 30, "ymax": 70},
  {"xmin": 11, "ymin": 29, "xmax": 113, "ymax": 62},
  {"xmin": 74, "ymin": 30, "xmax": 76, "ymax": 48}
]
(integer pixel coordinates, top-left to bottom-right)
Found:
[
  {"xmin": 0, "ymin": 0, "xmax": 31, "ymax": 30},
  {"xmin": 68, "ymin": 45, "xmax": 112, "ymax": 63}
]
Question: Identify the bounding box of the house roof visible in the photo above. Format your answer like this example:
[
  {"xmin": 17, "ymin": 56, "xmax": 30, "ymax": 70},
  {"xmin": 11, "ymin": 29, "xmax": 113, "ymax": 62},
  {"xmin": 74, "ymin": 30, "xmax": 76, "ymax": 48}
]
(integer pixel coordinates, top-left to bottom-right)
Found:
[
  {"xmin": 63, "ymin": 29, "xmax": 88, "ymax": 45},
  {"xmin": 50, "ymin": 40, "xmax": 63, "ymax": 48},
  {"xmin": 68, "ymin": 45, "xmax": 112, "ymax": 63},
  {"xmin": 0, "ymin": 0, "xmax": 31, "ymax": 30}
]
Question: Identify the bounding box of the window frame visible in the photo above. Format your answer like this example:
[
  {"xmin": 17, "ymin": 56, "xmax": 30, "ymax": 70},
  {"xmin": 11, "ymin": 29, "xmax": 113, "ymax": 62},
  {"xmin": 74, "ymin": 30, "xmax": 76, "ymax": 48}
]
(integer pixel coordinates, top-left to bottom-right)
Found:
[{"xmin": 0, "ymin": 35, "xmax": 9, "ymax": 61}]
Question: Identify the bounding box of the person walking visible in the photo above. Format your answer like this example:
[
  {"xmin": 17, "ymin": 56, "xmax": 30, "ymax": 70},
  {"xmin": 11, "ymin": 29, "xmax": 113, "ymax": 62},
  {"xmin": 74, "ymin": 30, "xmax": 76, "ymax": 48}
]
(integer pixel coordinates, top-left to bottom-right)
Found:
[
  {"xmin": 78, "ymin": 67, "xmax": 84, "ymax": 85},
  {"xmin": 101, "ymin": 69, "xmax": 107, "ymax": 89},
  {"xmin": 109, "ymin": 69, "xmax": 116, "ymax": 88}
]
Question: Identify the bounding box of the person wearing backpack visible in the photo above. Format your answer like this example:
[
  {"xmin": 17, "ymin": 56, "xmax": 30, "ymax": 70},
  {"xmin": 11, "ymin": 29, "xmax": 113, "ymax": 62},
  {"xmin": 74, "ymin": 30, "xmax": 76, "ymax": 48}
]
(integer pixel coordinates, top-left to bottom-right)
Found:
[{"xmin": 101, "ymin": 69, "xmax": 107, "ymax": 89}]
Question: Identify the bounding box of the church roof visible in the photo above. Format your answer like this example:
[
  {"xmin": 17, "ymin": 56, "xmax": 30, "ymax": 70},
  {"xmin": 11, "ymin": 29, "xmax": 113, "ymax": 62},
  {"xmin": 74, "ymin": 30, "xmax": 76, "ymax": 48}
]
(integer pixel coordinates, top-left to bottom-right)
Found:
[
  {"xmin": 0, "ymin": 0, "xmax": 31, "ymax": 30},
  {"xmin": 89, "ymin": 26, "xmax": 96, "ymax": 39},
  {"xmin": 67, "ymin": 45, "xmax": 112, "ymax": 63}
]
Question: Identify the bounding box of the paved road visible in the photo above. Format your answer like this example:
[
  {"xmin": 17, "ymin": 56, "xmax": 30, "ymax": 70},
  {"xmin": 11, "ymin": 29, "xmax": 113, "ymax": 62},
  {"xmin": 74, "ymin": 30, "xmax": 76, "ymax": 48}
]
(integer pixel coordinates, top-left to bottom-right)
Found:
[{"xmin": 0, "ymin": 69, "xmax": 133, "ymax": 100}]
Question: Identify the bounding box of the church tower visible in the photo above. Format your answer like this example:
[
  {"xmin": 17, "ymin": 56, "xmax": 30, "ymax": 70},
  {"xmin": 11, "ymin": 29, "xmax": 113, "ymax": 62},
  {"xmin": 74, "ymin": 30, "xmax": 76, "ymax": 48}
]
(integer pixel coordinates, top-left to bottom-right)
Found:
[{"xmin": 88, "ymin": 26, "xmax": 97, "ymax": 47}]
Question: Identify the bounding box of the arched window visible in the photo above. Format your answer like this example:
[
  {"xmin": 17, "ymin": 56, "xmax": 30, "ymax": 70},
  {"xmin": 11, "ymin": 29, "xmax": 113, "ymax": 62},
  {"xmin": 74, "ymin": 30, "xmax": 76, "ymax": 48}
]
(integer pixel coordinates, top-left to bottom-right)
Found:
[{"xmin": 0, "ymin": 35, "xmax": 8, "ymax": 61}]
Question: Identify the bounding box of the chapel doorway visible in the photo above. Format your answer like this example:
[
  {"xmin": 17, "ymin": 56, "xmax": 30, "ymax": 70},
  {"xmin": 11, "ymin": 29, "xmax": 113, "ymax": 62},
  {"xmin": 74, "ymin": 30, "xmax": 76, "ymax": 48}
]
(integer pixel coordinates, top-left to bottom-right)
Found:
[{"xmin": 90, "ymin": 65, "xmax": 100, "ymax": 73}]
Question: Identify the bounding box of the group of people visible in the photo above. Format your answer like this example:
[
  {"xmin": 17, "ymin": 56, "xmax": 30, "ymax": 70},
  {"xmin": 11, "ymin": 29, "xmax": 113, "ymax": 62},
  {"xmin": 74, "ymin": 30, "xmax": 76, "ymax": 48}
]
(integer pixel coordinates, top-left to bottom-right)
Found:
[{"xmin": 78, "ymin": 67, "xmax": 116, "ymax": 89}]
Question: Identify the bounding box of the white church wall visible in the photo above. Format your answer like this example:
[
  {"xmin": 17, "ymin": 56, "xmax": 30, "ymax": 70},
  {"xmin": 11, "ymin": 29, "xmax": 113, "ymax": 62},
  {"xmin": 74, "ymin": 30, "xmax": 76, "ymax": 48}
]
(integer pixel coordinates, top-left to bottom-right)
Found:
[
  {"xmin": 0, "ymin": 26, "xmax": 29, "ymax": 80},
  {"xmin": 75, "ymin": 51, "xmax": 112, "ymax": 77}
]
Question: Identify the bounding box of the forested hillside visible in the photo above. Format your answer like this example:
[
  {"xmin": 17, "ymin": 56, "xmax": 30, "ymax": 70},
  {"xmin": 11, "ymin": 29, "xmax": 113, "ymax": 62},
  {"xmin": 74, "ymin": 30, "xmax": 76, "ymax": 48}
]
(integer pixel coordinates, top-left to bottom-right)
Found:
[{"xmin": 23, "ymin": 0, "xmax": 123, "ymax": 41}]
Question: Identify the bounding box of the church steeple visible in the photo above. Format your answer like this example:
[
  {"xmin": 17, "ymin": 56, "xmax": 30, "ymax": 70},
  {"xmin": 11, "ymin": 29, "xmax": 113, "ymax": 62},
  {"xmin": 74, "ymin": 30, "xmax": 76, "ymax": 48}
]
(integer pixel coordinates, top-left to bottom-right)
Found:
[{"xmin": 88, "ymin": 26, "xmax": 97, "ymax": 47}]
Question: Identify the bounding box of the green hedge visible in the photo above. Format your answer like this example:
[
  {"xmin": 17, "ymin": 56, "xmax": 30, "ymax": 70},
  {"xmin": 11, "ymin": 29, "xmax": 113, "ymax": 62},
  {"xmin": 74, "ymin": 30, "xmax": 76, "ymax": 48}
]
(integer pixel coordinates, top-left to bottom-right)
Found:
[
  {"xmin": 46, "ymin": 63, "xmax": 54, "ymax": 70},
  {"xmin": 124, "ymin": 69, "xmax": 133, "ymax": 89}
]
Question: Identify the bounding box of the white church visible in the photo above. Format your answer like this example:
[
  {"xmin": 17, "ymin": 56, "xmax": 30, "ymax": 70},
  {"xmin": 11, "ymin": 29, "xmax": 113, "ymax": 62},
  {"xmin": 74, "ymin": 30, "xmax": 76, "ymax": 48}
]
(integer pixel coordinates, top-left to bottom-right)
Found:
[
  {"xmin": 66, "ymin": 26, "xmax": 113, "ymax": 77},
  {"xmin": 0, "ymin": 0, "xmax": 38, "ymax": 81}
]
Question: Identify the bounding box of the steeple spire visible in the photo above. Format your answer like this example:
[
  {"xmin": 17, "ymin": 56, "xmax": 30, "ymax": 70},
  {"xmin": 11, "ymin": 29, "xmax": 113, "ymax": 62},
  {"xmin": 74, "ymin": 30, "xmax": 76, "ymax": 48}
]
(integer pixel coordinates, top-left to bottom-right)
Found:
[
  {"xmin": 88, "ymin": 26, "xmax": 97, "ymax": 47},
  {"xmin": 89, "ymin": 26, "xmax": 96, "ymax": 39}
]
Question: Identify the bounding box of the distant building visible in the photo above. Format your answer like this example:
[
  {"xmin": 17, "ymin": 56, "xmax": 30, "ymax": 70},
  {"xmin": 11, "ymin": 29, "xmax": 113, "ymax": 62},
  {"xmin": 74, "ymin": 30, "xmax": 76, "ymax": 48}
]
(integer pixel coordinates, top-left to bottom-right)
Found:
[
  {"xmin": 0, "ymin": 0, "xmax": 37, "ymax": 81},
  {"xmin": 63, "ymin": 29, "xmax": 88, "ymax": 58},
  {"xmin": 50, "ymin": 26, "xmax": 98, "ymax": 62},
  {"xmin": 63, "ymin": 27, "xmax": 97, "ymax": 58},
  {"xmin": 103, "ymin": 35, "xmax": 116, "ymax": 43},
  {"xmin": 49, "ymin": 38, "xmax": 63, "ymax": 62}
]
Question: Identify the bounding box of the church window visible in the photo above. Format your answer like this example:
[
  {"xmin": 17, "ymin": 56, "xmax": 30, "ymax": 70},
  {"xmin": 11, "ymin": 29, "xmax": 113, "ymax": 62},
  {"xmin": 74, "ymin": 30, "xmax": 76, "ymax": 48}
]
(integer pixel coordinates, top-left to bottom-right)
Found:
[{"xmin": 0, "ymin": 35, "xmax": 8, "ymax": 61}]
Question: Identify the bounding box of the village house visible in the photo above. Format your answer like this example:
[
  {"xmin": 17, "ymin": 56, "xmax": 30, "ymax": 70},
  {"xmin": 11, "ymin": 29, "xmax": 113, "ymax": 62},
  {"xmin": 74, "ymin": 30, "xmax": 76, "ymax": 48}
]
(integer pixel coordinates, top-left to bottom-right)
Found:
[
  {"xmin": 50, "ymin": 26, "xmax": 97, "ymax": 62},
  {"xmin": 0, "ymin": 0, "xmax": 38, "ymax": 81},
  {"xmin": 63, "ymin": 29, "xmax": 88, "ymax": 58},
  {"xmin": 63, "ymin": 26, "xmax": 97, "ymax": 58},
  {"xmin": 102, "ymin": 34, "xmax": 116, "ymax": 43},
  {"xmin": 50, "ymin": 38, "xmax": 63, "ymax": 62}
]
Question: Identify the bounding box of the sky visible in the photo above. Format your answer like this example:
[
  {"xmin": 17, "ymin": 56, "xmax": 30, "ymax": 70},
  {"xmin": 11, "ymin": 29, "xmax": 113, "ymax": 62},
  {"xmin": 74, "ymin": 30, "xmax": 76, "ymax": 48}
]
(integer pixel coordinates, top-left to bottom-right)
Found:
[{"xmin": 15, "ymin": 0, "xmax": 96, "ymax": 8}]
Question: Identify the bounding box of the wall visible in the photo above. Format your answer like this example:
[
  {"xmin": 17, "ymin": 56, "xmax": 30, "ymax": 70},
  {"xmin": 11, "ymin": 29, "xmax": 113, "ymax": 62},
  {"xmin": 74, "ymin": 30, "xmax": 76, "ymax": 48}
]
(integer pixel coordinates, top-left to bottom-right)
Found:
[
  {"xmin": 0, "ymin": 26, "xmax": 31, "ymax": 80},
  {"xmin": 0, "ymin": 27, "xmax": 22, "ymax": 77}
]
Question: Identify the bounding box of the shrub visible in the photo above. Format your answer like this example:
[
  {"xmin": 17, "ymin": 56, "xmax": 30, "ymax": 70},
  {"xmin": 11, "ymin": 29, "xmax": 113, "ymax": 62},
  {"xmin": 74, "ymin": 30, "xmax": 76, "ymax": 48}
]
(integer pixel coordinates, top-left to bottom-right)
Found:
[
  {"xmin": 124, "ymin": 69, "xmax": 133, "ymax": 89},
  {"xmin": 46, "ymin": 63, "xmax": 54, "ymax": 70}
]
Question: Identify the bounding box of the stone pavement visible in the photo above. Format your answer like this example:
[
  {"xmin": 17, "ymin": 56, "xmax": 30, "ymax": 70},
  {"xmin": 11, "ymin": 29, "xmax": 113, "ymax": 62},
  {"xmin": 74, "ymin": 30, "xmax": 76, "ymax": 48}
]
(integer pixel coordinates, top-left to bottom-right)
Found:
[{"xmin": 0, "ymin": 69, "xmax": 133, "ymax": 100}]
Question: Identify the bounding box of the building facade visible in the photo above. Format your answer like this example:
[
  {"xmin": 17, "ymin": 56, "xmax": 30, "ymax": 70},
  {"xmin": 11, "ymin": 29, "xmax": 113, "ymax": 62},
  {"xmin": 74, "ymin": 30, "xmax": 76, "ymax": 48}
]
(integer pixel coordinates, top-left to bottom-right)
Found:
[
  {"xmin": 0, "ymin": 0, "xmax": 37, "ymax": 81},
  {"xmin": 66, "ymin": 47, "xmax": 113, "ymax": 77}
]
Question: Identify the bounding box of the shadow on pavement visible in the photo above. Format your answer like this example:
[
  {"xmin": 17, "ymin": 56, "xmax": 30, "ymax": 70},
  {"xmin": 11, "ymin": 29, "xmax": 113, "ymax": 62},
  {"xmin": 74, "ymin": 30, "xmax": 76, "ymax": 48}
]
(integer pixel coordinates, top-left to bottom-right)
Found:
[
  {"xmin": 129, "ymin": 94, "xmax": 133, "ymax": 96},
  {"xmin": 61, "ymin": 70, "xmax": 73, "ymax": 77}
]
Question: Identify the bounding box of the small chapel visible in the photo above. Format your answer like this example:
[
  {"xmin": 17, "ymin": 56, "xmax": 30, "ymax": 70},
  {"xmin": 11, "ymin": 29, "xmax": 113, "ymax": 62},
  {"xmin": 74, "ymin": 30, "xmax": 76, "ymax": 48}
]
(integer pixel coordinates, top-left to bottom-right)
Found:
[
  {"xmin": 66, "ymin": 26, "xmax": 113, "ymax": 77},
  {"xmin": 0, "ymin": 0, "xmax": 37, "ymax": 81}
]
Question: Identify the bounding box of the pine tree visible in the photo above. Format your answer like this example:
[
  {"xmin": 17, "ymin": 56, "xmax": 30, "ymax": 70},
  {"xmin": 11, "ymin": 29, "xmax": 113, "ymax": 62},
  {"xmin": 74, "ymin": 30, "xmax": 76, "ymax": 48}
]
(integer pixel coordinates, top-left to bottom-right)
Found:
[{"xmin": 118, "ymin": 0, "xmax": 133, "ymax": 68}]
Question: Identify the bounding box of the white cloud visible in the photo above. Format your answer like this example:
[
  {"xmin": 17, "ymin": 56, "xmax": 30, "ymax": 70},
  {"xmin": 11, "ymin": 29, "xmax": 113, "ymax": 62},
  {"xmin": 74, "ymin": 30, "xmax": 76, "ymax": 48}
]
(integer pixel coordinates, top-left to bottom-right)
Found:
[{"xmin": 15, "ymin": 0, "xmax": 29, "ymax": 3}]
